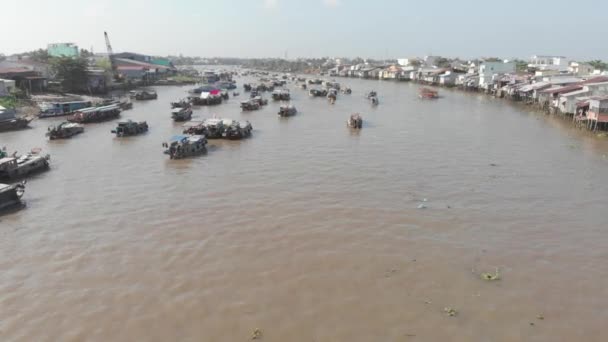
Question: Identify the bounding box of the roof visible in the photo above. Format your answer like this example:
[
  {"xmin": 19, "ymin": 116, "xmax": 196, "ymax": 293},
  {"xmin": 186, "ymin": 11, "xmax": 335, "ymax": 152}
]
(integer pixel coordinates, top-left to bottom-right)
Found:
[
  {"xmin": 115, "ymin": 58, "xmax": 171, "ymax": 70},
  {"xmin": 518, "ymin": 81, "xmax": 551, "ymax": 92},
  {"xmin": 582, "ymin": 76, "xmax": 608, "ymax": 84},
  {"xmin": 540, "ymin": 84, "xmax": 583, "ymax": 94}
]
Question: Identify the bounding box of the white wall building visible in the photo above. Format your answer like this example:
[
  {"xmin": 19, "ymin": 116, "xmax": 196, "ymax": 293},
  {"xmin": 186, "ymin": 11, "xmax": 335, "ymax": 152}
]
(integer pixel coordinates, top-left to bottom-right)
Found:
[
  {"xmin": 478, "ymin": 61, "xmax": 516, "ymax": 89},
  {"xmin": 529, "ymin": 55, "xmax": 570, "ymax": 71}
]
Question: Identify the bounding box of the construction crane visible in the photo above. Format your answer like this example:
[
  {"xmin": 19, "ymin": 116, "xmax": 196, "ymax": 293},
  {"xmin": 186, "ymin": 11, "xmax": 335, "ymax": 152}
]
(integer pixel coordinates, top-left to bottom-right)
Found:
[{"xmin": 104, "ymin": 31, "xmax": 120, "ymax": 81}]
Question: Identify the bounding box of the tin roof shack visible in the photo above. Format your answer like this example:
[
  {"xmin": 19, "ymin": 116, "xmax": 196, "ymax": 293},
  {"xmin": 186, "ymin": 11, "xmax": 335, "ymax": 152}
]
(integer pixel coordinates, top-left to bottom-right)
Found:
[
  {"xmin": 587, "ymin": 96, "xmax": 608, "ymax": 130},
  {"xmin": 539, "ymin": 84, "xmax": 584, "ymax": 111},
  {"xmin": 0, "ymin": 68, "xmax": 47, "ymax": 93}
]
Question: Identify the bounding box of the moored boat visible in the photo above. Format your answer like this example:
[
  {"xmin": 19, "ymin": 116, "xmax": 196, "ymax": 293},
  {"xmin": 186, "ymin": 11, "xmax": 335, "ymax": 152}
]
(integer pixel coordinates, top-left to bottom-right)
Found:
[
  {"xmin": 130, "ymin": 90, "xmax": 158, "ymax": 100},
  {"xmin": 272, "ymin": 89, "xmax": 291, "ymax": 101},
  {"xmin": 0, "ymin": 149, "xmax": 50, "ymax": 180},
  {"xmin": 111, "ymin": 120, "xmax": 148, "ymax": 137},
  {"xmin": 0, "ymin": 182, "xmax": 26, "ymax": 212},
  {"xmin": 171, "ymin": 106, "xmax": 193, "ymax": 121},
  {"xmin": 38, "ymin": 101, "xmax": 92, "ymax": 118},
  {"xmin": 68, "ymin": 104, "xmax": 121, "ymax": 123},
  {"xmin": 278, "ymin": 105, "xmax": 297, "ymax": 117},
  {"xmin": 46, "ymin": 122, "xmax": 84, "ymax": 140},
  {"xmin": 241, "ymin": 99, "xmax": 261, "ymax": 111},
  {"xmin": 0, "ymin": 106, "xmax": 32, "ymax": 132},
  {"xmin": 162, "ymin": 135, "xmax": 207, "ymax": 159},
  {"xmin": 221, "ymin": 119, "xmax": 252, "ymax": 140},
  {"xmin": 171, "ymin": 99, "xmax": 191, "ymax": 109},
  {"xmin": 309, "ymin": 89, "xmax": 328, "ymax": 97},
  {"xmin": 347, "ymin": 113, "xmax": 363, "ymax": 129}
]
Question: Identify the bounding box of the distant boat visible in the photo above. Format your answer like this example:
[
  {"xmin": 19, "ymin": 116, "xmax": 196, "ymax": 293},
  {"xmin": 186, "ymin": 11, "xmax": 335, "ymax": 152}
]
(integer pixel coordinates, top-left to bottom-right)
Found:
[{"xmin": 419, "ymin": 87, "xmax": 439, "ymax": 99}]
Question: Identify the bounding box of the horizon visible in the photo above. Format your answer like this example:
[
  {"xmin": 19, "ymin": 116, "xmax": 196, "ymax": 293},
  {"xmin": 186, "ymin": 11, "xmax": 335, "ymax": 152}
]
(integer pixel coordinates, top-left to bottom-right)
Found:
[{"xmin": 2, "ymin": 0, "xmax": 608, "ymax": 60}]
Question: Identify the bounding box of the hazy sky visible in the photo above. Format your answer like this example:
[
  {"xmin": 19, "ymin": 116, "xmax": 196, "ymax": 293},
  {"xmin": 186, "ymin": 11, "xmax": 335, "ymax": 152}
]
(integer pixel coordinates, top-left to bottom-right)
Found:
[{"xmin": 2, "ymin": 0, "xmax": 607, "ymax": 60}]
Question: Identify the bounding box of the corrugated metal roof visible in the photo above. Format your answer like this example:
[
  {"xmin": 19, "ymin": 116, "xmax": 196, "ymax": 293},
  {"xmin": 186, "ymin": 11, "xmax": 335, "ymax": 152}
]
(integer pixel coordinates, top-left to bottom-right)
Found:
[{"xmin": 540, "ymin": 84, "xmax": 583, "ymax": 94}]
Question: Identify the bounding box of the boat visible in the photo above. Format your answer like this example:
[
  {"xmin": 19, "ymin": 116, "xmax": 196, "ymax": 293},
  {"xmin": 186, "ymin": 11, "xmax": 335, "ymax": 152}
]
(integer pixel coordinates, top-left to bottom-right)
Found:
[
  {"xmin": 419, "ymin": 87, "xmax": 439, "ymax": 99},
  {"xmin": 171, "ymin": 99, "xmax": 191, "ymax": 109},
  {"xmin": 171, "ymin": 106, "xmax": 193, "ymax": 121},
  {"xmin": 327, "ymin": 89, "xmax": 338, "ymax": 104},
  {"xmin": 301, "ymin": 83, "xmax": 307, "ymax": 90},
  {"xmin": 241, "ymin": 99, "xmax": 260, "ymax": 111},
  {"xmin": 243, "ymin": 83, "xmax": 252, "ymax": 92},
  {"xmin": 272, "ymin": 89, "xmax": 291, "ymax": 101},
  {"xmin": 0, "ymin": 106, "xmax": 32, "ymax": 132},
  {"xmin": 324, "ymin": 81, "xmax": 341, "ymax": 90},
  {"xmin": 0, "ymin": 182, "xmax": 26, "ymax": 212},
  {"xmin": 221, "ymin": 89, "xmax": 229, "ymax": 100},
  {"xmin": 341, "ymin": 87, "xmax": 352, "ymax": 94},
  {"xmin": 309, "ymin": 89, "xmax": 328, "ymax": 97},
  {"xmin": 111, "ymin": 120, "xmax": 148, "ymax": 137},
  {"xmin": 233, "ymin": 92, "xmax": 240, "ymax": 97},
  {"xmin": 0, "ymin": 149, "xmax": 50, "ymax": 180},
  {"xmin": 191, "ymin": 88, "xmax": 223, "ymax": 105},
  {"xmin": 252, "ymin": 96, "xmax": 268, "ymax": 106},
  {"xmin": 370, "ymin": 96, "xmax": 379, "ymax": 105},
  {"xmin": 118, "ymin": 100, "xmax": 133, "ymax": 110},
  {"xmin": 162, "ymin": 135, "xmax": 207, "ymax": 159},
  {"xmin": 182, "ymin": 120, "xmax": 206, "ymax": 135},
  {"xmin": 68, "ymin": 104, "xmax": 121, "ymax": 123},
  {"xmin": 200, "ymin": 118, "xmax": 225, "ymax": 139},
  {"xmin": 347, "ymin": 113, "xmax": 363, "ymax": 129},
  {"xmin": 38, "ymin": 101, "xmax": 92, "ymax": 118},
  {"xmin": 308, "ymin": 79, "xmax": 323, "ymax": 85},
  {"xmin": 367, "ymin": 91, "xmax": 377, "ymax": 98},
  {"xmin": 46, "ymin": 122, "xmax": 84, "ymax": 140},
  {"xmin": 221, "ymin": 119, "xmax": 252, "ymax": 140},
  {"xmin": 278, "ymin": 105, "xmax": 297, "ymax": 117},
  {"xmin": 129, "ymin": 90, "xmax": 158, "ymax": 100}
]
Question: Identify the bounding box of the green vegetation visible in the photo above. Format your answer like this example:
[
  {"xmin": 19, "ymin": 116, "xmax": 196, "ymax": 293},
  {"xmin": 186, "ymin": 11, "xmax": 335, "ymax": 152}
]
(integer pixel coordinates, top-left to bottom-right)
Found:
[
  {"xmin": 514, "ymin": 59, "xmax": 529, "ymax": 73},
  {"xmin": 50, "ymin": 57, "xmax": 89, "ymax": 92},
  {"xmin": 0, "ymin": 96, "xmax": 18, "ymax": 109},
  {"xmin": 587, "ymin": 60, "xmax": 607, "ymax": 71}
]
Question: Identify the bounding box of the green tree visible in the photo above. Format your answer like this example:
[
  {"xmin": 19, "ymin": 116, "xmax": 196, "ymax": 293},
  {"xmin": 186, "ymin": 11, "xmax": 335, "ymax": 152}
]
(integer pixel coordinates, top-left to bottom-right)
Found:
[
  {"xmin": 80, "ymin": 49, "xmax": 94, "ymax": 58},
  {"xmin": 587, "ymin": 60, "xmax": 608, "ymax": 71},
  {"xmin": 514, "ymin": 59, "xmax": 529, "ymax": 73},
  {"xmin": 29, "ymin": 49, "xmax": 50, "ymax": 63},
  {"xmin": 435, "ymin": 57, "xmax": 452, "ymax": 68},
  {"xmin": 51, "ymin": 57, "xmax": 89, "ymax": 92}
]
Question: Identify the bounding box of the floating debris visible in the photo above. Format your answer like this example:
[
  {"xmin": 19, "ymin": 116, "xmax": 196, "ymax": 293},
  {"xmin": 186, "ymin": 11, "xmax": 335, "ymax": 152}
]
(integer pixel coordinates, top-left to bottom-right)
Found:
[
  {"xmin": 489, "ymin": 163, "xmax": 499, "ymax": 167},
  {"xmin": 480, "ymin": 268, "xmax": 501, "ymax": 281},
  {"xmin": 417, "ymin": 203, "xmax": 427, "ymax": 209},
  {"xmin": 537, "ymin": 314, "xmax": 544, "ymax": 320},
  {"xmin": 251, "ymin": 328, "xmax": 263, "ymax": 340},
  {"xmin": 444, "ymin": 307, "xmax": 457, "ymax": 317}
]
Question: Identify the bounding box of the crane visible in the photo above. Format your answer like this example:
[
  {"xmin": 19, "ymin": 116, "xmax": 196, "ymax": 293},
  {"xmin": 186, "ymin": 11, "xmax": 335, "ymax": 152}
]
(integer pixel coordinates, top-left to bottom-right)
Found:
[{"xmin": 104, "ymin": 31, "xmax": 119, "ymax": 81}]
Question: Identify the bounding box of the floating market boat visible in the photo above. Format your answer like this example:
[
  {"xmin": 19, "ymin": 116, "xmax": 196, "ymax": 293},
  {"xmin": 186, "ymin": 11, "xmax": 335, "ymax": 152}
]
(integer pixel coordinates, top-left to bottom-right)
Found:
[
  {"xmin": 0, "ymin": 106, "xmax": 32, "ymax": 132},
  {"xmin": 182, "ymin": 120, "xmax": 206, "ymax": 135},
  {"xmin": 233, "ymin": 92, "xmax": 240, "ymax": 97},
  {"xmin": 301, "ymin": 84, "xmax": 307, "ymax": 90},
  {"xmin": 0, "ymin": 181, "xmax": 26, "ymax": 212},
  {"xmin": 367, "ymin": 91, "xmax": 377, "ymax": 98},
  {"xmin": 272, "ymin": 89, "xmax": 291, "ymax": 101},
  {"xmin": 68, "ymin": 104, "xmax": 121, "ymax": 123},
  {"xmin": 129, "ymin": 90, "xmax": 158, "ymax": 100},
  {"xmin": 111, "ymin": 120, "xmax": 148, "ymax": 137},
  {"xmin": 252, "ymin": 96, "xmax": 268, "ymax": 106},
  {"xmin": 221, "ymin": 119, "xmax": 252, "ymax": 140},
  {"xmin": 308, "ymin": 79, "xmax": 323, "ymax": 85},
  {"xmin": 0, "ymin": 149, "xmax": 50, "ymax": 180},
  {"xmin": 38, "ymin": 101, "xmax": 92, "ymax": 118},
  {"xmin": 370, "ymin": 96, "xmax": 379, "ymax": 105},
  {"xmin": 200, "ymin": 118, "xmax": 224, "ymax": 139},
  {"xmin": 171, "ymin": 99, "xmax": 191, "ymax": 109},
  {"xmin": 327, "ymin": 89, "xmax": 338, "ymax": 104},
  {"xmin": 347, "ymin": 113, "xmax": 363, "ymax": 129},
  {"xmin": 309, "ymin": 89, "xmax": 328, "ymax": 97},
  {"xmin": 191, "ymin": 88, "xmax": 223, "ymax": 105},
  {"xmin": 341, "ymin": 87, "xmax": 352, "ymax": 94},
  {"xmin": 46, "ymin": 122, "xmax": 84, "ymax": 140},
  {"xmin": 419, "ymin": 87, "xmax": 439, "ymax": 99},
  {"xmin": 278, "ymin": 105, "xmax": 297, "ymax": 117},
  {"xmin": 241, "ymin": 99, "xmax": 260, "ymax": 111},
  {"xmin": 162, "ymin": 135, "xmax": 207, "ymax": 159},
  {"xmin": 171, "ymin": 106, "xmax": 193, "ymax": 121},
  {"xmin": 243, "ymin": 84, "xmax": 252, "ymax": 92},
  {"xmin": 324, "ymin": 81, "xmax": 341, "ymax": 90}
]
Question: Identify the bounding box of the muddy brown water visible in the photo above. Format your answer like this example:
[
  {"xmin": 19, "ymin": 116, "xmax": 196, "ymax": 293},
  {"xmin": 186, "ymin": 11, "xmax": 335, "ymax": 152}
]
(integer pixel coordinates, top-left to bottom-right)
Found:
[{"xmin": 2, "ymin": 71, "xmax": 608, "ymax": 341}]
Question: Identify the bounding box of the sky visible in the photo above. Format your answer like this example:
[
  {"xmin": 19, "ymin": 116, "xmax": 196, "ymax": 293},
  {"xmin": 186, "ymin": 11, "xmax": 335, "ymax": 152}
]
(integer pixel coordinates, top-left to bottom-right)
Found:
[{"xmin": 2, "ymin": 0, "xmax": 608, "ymax": 60}]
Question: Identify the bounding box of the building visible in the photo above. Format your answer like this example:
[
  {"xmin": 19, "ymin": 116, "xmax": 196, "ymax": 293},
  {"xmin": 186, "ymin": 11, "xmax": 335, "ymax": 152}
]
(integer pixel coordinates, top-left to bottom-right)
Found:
[
  {"xmin": 0, "ymin": 67, "xmax": 47, "ymax": 93},
  {"xmin": 47, "ymin": 43, "xmax": 79, "ymax": 57},
  {"xmin": 478, "ymin": 61, "xmax": 516, "ymax": 89},
  {"xmin": 587, "ymin": 96, "xmax": 608, "ymax": 129},
  {"xmin": 569, "ymin": 62, "xmax": 595, "ymax": 76},
  {"xmin": 113, "ymin": 52, "xmax": 153, "ymax": 63},
  {"xmin": 0, "ymin": 79, "xmax": 16, "ymax": 96},
  {"xmin": 528, "ymin": 55, "xmax": 569, "ymax": 71}
]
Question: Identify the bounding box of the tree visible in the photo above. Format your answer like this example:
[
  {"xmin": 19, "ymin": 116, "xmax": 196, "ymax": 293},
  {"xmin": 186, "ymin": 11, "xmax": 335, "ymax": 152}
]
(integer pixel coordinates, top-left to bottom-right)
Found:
[
  {"xmin": 51, "ymin": 57, "xmax": 89, "ymax": 92},
  {"xmin": 587, "ymin": 60, "xmax": 608, "ymax": 71},
  {"xmin": 514, "ymin": 59, "xmax": 529, "ymax": 73},
  {"xmin": 80, "ymin": 49, "xmax": 94, "ymax": 58},
  {"xmin": 435, "ymin": 57, "xmax": 452, "ymax": 68},
  {"xmin": 29, "ymin": 49, "xmax": 50, "ymax": 63}
]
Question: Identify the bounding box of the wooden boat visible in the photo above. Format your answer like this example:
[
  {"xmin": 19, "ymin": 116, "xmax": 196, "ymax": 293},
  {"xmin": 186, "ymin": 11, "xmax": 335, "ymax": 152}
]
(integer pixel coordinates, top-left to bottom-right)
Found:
[
  {"xmin": 341, "ymin": 87, "xmax": 352, "ymax": 94},
  {"xmin": 0, "ymin": 106, "xmax": 32, "ymax": 132},
  {"xmin": 46, "ymin": 122, "xmax": 84, "ymax": 140},
  {"xmin": 309, "ymin": 89, "xmax": 328, "ymax": 97},
  {"xmin": 171, "ymin": 107, "xmax": 193, "ymax": 121},
  {"xmin": 111, "ymin": 120, "xmax": 148, "ymax": 137},
  {"xmin": 171, "ymin": 99, "xmax": 190, "ymax": 109},
  {"xmin": 162, "ymin": 135, "xmax": 207, "ymax": 159},
  {"xmin": 278, "ymin": 105, "xmax": 297, "ymax": 117},
  {"xmin": 241, "ymin": 99, "xmax": 261, "ymax": 111},
  {"xmin": 68, "ymin": 104, "xmax": 121, "ymax": 123},
  {"xmin": 347, "ymin": 114, "xmax": 363, "ymax": 129},
  {"xmin": 130, "ymin": 90, "xmax": 158, "ymax": 100},
  {"xmin": 38, "ymin": 101, "xmax": 92, "ymax": 118},
  {"xmin": 272, "ymin": 89, "xmax": 291, "ymax": 101},
  {"xmin": 0, "ymin": 149, "xmax": 50, "ymax": 180},
  {"xmin": 419, "ymin": 87, "xmax": 439, "ymax": 99},
  {"xmin": 182, "ymin": 120, "xmax": 206, "ymax": 135},
  {"xmin": 370, "ymin": 96, "xmax": 379, "ymax": 105},
  {"xmin": 0, "ymin": 182, "xmax": 26, "ymax": 212},
  {"xmin": 221, "ymin": 119, "xmax": 252, "ymax": 140}
]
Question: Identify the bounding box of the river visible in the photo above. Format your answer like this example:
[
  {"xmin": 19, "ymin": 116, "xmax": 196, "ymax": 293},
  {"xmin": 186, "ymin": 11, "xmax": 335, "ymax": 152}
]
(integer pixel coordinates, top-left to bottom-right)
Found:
[{"xmin": 2, "ymin": 71, "xmax": 608, "ymax": 341}]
